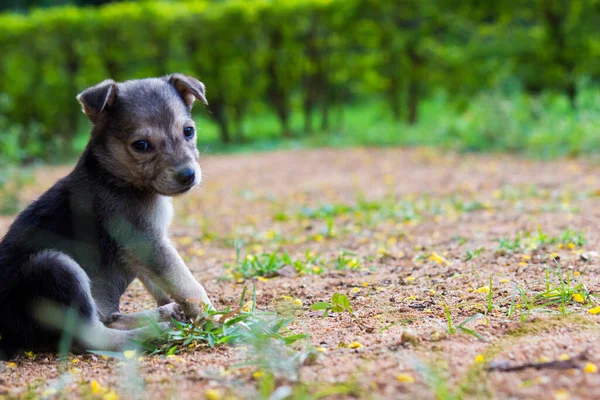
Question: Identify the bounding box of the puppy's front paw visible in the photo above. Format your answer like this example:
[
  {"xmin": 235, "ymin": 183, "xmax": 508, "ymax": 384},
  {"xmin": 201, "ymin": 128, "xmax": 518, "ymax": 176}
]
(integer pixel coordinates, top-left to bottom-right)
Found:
[{"xmin": 158, "ymin": 302, "xmax": 186, "ymax": 322}]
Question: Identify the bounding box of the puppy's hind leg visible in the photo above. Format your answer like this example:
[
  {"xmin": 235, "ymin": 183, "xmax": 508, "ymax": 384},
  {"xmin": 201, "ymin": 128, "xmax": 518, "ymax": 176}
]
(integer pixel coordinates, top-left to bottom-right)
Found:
[{"xmin": 0, "ymin": 251, "xmax": 167, "ymax": 355}]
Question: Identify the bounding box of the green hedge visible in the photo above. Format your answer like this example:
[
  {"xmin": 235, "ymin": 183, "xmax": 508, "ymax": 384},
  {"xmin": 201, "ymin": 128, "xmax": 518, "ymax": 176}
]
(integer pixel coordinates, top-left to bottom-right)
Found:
[{"xmin": 0, "ymin": 0, "xmax": 599, "ymax": 162}]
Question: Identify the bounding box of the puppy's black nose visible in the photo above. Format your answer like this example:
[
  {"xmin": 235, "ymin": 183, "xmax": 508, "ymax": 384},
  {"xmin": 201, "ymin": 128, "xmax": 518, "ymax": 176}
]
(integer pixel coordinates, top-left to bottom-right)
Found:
[{"xmin": 176, "ymin": 168, "xmax": 195, "ymax": 186}]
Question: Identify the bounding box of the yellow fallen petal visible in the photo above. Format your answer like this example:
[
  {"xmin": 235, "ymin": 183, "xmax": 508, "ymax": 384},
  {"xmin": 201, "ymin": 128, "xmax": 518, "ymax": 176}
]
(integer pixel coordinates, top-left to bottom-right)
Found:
[
  {"xmin": 90, "ymin": 380, "xmax": 104, "ymax": 395},
  {"xmin": 352, "ymin": 287, "xmax": 360, "ymax": 293},
  {"xmin": 178, "ymin": 236, "xmax": 193, "ymax": 246},
  {"xmin": 474, "ymin": 354, "xmax": 485, "ymax": 363},
  {"xmin": 475, "ymin": 286, "xmax": 490, "ymax": 294},
  {"xmin": 205, "ymin": 389, "xmax": 222, "ymax": 400},
  {"xmin": 572, "ymin": 293, "xmax": 584, "ymax": 303},
  {"xmin": 103, "ymin": 391, "xmax": 119, "ymax": 400},
  {"xmin": 588, "ymin": 306, "xmax": 600, "ymax": 315},
  {"xmin": 316, "ymin": 347, "xmax": 328, "ymax": 353},
  {"xmin": 554, "ymin": 389, "xmax": 570, "ymax": 400},
  {"xmin": 123, "ymin": 350, "xmax": 136, "ymax": 360},
  {"xmin": 253, "ymin": 371, "xmax": 265, "ymax": 379},
  {"xmin": 72, "ymin": 358, "xmax": 80, "ymax": 364},
  {"xmin": 243, "ymin": 300, "xmax": 254, "ymax": 313},
  {"xmin": 500, "ymin": 279, "xmax": 510, "ymax": 283},
  {"xmin": 406, "ymin": 276, "xmax": 416, "ymax": 282},
  {"xmin": 396, "ymin": 373, "xmax": 415, "ymax": 383},
  {"xmin": 6, "ymin": 362, "xmax": 16, "ymax": 368},
  {"xmin": 584, "ymin": 362, "xmax": 598, "ymax": 373},
  {"xmin": 558, "ymin": 354, "xmax": 570, "ymax": 361},
  {"xmin": 294, "ymin": 299, "xmax": 303, "ymax": 307},
  {"xmin": 281, "ymin": 295, "xmax": 293, "ymax": 301},
  {"xmin": 574, "ymin": 271, "xmax": 581, "ymax": 276},
  {"xmin": 348, "ymin": 341, "xmax": 363, "ymax": 349}
]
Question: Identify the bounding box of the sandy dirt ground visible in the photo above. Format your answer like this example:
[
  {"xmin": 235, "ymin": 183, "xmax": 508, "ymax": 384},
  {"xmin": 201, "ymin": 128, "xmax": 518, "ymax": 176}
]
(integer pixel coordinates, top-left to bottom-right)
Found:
[{"xmin": 1, "ymin": 147, "xmax": 600, "ymax": 399}]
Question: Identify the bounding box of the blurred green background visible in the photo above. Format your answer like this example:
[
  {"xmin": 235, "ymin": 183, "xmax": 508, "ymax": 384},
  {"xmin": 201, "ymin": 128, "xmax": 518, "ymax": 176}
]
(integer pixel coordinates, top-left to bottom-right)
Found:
[{"xmin": 0, "ymin": 0, "xmax": 599, "ymax": 165}]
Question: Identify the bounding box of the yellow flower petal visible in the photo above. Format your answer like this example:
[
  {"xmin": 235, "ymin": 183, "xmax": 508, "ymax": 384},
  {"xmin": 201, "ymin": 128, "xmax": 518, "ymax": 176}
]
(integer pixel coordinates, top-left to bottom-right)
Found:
[
  {"xmin": 6, "ymin": 362, "xmax": 16, "ymax": 368},
  {"xmin": 91, "ymin": 380, "xmax": 105, "ymax": 395},
  {"xmin": 243, "ymin": 300, "xmax": 255, "ymax": 313},
  {"xmin": 584, "ymin": 362, "xmax": 598, "ymax": 373},
  {"xmin": 294, "ymin": 299, "xmax": 303, "ymax": 307},
  {"xmin": 253, "ymin": 370, "xmax": 265, "ymax": 379},
  {"xmin": 588, "ymin": 306, "xmax": 600, "ymax": 315},
  {"xmin": 475, "ymin": 286, "xmax": 490, "ymax": 294},
  {"xmin": 348, "ymin": 341, "xmax": 363, "ymax": 349},
  {"xmin": 178, "ymin": 236, "xmax": 193, "ymax": 246},
  {"xmin": 205, "ymin": 389, "xmax": 222, "ymax": 400},
  {"xmin": 103, "ymin": 391, "xmax": 119, "ymax": 400},
  {"xmin": 474, "ymin": 354, "xmax": 485, "ymax": 363},
  {"xmin": 572, "ymin": 293, "xmax": 584, "ymax": 303},
  {"xmin": 123, "ymin": 350, "xmax": 136, "ymax": 360},
  {"xmin": 396, "ymin": 373, "xmax": 415, "ymax": 383},
  {"xmin": 554, "ymin": 389, "xmax": 570, "ymax": 400}
]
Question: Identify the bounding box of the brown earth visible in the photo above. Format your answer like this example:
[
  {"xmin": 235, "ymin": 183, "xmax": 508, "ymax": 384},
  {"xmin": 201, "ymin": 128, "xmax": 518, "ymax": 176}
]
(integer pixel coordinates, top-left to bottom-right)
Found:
[{"xmin": 1, "ymin": 147, "xmax": 600, "ymax": 399}]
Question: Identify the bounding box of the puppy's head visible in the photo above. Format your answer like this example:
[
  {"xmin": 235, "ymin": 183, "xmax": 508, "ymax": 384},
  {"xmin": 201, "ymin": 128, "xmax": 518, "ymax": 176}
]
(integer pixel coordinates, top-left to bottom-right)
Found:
[{"xmin": 77, "ymin": 74, "xmax": 208, "ymax": 196}]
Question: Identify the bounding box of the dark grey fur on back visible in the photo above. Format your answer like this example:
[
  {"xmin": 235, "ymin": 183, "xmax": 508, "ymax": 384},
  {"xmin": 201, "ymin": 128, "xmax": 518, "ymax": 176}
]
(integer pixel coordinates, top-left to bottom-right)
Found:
[{"xmin": 0, "ymin": 74, "xmax": 211, "ymax": 359}]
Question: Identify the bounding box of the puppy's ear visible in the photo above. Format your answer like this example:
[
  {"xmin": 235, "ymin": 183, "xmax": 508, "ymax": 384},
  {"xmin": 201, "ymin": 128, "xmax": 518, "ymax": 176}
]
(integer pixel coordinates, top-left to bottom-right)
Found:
[
  {"xmin": 76, "ymin": 79, "xmax": 117, "ymax": 123},
  {"xmin": 168, "ymin": 73, "xmax": 208, "ymax": 107}
]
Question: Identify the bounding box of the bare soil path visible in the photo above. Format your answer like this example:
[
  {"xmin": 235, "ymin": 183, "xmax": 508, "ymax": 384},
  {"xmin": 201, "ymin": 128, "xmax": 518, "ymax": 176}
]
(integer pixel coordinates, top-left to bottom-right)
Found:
[{"xmin": 1, "ymin": 147, "xmax": 600, "ymax": 399}]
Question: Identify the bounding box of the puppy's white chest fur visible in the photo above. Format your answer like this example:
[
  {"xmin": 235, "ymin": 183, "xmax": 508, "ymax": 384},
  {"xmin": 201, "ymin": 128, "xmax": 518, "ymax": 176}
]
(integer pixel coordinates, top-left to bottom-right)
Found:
[{"xmin": 150, "ymin": 195, "xmax": 174, "ymax": 233}]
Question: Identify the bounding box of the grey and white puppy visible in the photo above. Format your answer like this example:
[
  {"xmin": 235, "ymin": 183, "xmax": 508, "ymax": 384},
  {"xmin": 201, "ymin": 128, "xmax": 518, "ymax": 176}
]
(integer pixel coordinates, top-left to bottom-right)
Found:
[{"xmin": 0, "ymin": 74, "xmax": 212, "ymax": 359}]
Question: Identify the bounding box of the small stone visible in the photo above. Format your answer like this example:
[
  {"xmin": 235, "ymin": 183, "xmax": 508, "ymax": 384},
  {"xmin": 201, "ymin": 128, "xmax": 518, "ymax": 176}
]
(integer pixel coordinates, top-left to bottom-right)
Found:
[
  {"xmin": 276, "ymin": 265, "xmax": 298, "ymax": 277},
  {"xmin": 581, "ymin": 251, "xmax": 599, "ymax": 261}
]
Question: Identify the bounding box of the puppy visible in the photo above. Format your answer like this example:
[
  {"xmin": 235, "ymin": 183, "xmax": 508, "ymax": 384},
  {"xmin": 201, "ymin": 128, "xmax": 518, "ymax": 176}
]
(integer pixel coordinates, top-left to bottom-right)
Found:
[{"xmin": 0, "ymin": 74, "xmax": 212, "ymax": 359}]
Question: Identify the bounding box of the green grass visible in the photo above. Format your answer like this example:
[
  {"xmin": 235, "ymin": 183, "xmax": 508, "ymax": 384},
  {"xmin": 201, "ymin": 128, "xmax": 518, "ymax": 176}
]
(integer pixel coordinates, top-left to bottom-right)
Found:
[
  {"xmin": 496, "ymin": 228, "xmax": 585, "ymax": 253},
  {"xmin": 139, "ymin": 287, "xmax": 307, "ymax": 356},
  {"xmin": 224, "ymin": 245, "xmax": 325, "ymax": 280},
  {"xmin": 310, "ymin": 293, "xmax": 354, "ymax": 317}
]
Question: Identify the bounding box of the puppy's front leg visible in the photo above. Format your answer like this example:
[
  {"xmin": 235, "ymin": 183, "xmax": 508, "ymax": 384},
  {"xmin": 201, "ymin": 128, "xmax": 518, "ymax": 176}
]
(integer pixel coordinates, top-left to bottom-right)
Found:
[
  {"xmin": 131, "ymin": 239, "xmax": 211, "ymax": 318},
  {"xmin": 138, "ymin": 273, "xmax": 172, "ymax": 306}
]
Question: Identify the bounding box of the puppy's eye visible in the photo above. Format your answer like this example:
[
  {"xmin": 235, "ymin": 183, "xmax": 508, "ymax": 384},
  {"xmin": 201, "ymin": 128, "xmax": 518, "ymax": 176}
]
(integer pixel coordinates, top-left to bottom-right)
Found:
[
  {"xmin": 183, "ymin": 127, "xmax": 195, "ymax": 139},
  {"xmin": 131, "ymin": 140, "xmax": 152, "ymax": 152}
]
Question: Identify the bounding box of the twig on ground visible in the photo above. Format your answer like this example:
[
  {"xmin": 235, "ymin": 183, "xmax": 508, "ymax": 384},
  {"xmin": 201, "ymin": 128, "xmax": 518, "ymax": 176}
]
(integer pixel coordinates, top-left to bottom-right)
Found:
[{"xmin": 487, "ymin": 349, "xmax": 589, "ymax": 372}]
